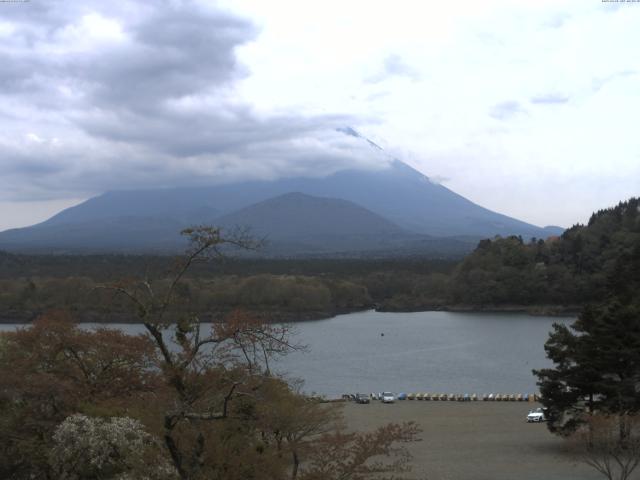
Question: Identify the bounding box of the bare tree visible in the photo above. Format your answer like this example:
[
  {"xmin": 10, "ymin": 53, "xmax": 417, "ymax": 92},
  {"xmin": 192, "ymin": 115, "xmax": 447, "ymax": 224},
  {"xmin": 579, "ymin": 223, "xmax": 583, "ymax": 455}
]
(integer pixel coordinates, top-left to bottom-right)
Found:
[
  {"xmin": 299, "ymin": 422, "xmax": 421, "ymax": 480},
  {"xmin": 572, "ymin": 414, "xmax": 640, "ymax": 480},
  {"xmin": 94, "ymin": 226, "xmax": 422, "ymax": 480},
  {"xmin": 101, "ymin": 227, "xmax": 302, "ymax": 479}
]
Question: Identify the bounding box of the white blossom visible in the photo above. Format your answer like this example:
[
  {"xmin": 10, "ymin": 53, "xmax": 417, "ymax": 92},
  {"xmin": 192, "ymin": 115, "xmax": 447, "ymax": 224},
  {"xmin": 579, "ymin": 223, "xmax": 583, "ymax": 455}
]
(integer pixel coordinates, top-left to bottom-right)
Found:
[{"xmin": 50, "ymin": 414, "xmax": 177, "ymax": 480}]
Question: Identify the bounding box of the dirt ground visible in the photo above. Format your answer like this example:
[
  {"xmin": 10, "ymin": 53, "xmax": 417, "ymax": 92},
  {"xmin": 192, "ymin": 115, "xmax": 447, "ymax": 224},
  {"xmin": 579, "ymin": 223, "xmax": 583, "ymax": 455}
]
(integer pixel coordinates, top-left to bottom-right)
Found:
[{"xmin": 342, "ymin": 401, "xmax": 602, "ymax": 480}]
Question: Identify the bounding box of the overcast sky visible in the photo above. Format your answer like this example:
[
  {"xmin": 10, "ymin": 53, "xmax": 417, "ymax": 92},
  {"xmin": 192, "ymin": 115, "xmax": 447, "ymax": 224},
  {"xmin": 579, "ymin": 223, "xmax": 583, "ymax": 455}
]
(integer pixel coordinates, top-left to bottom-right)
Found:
[{"xmin": 1, "ymin": 0, "xmax": 638, "ymax": 232}]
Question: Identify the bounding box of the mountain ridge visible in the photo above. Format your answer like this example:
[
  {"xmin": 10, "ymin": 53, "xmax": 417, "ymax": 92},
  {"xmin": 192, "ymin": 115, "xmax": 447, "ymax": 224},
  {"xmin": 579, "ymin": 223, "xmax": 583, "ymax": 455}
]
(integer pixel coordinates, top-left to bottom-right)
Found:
[
  {"xmin": 32, "ymin": 159, "xmax": 561, "ymax": 236},
  {"xmin": 0, "ymin": 150, "xmax": 564, "ymax": 255}
]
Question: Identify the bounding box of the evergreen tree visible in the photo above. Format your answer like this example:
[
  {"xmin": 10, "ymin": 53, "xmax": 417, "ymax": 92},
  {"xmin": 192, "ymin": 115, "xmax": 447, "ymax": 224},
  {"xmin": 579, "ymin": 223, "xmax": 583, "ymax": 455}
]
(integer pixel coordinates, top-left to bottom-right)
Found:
[{"xmin": 534, "ymin": 238, "xmax": 640, "ymax": 438}]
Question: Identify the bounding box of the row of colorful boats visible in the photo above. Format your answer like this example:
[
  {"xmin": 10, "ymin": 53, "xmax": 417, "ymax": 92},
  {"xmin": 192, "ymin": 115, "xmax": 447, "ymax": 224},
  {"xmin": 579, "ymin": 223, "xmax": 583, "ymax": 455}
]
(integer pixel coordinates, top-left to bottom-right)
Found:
[{"xmin": 369, "ymin": 392, "xmax": 540, "ymax": 402}]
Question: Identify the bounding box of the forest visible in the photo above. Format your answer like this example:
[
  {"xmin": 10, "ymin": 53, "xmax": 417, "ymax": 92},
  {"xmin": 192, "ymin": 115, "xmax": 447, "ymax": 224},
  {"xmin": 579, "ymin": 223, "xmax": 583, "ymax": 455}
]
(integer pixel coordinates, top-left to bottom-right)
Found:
[{"xmin": 1, "ymin": 198, "xmax": 638, "ymax": 323}]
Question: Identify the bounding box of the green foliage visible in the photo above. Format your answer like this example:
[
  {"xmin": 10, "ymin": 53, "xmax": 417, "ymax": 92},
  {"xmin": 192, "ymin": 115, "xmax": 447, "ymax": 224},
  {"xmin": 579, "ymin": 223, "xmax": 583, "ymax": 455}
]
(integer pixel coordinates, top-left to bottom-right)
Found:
[
  {"xmin": 450, "ymin": 198, "xmax": 640, "ymax": 307},
  {"xmin": 534, "ymin": 213, "xmax": 640, "ymax": 437},
  {"xmin": 534, "ymin": 300, "xmax": 640, "ymax": 437}
]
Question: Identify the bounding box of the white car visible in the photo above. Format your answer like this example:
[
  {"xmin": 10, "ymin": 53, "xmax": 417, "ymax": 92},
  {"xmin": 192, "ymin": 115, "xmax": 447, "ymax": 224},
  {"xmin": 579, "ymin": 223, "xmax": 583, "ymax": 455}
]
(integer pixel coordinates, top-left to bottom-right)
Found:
[
  {"xmin": 381, "ymin": 392, "xmax": 395, "ymax": 403},
  {"xmin": 527, "ymin": 408, "xmax": 546, "ymax": 422}
]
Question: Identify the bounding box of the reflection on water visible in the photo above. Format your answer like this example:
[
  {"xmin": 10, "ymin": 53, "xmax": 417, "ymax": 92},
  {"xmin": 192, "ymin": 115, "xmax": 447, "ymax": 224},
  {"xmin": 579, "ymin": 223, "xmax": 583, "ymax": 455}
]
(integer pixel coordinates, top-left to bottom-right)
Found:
[{"xmin": 0, "ymin": 310, "xmax": 573, "ymax": 398}]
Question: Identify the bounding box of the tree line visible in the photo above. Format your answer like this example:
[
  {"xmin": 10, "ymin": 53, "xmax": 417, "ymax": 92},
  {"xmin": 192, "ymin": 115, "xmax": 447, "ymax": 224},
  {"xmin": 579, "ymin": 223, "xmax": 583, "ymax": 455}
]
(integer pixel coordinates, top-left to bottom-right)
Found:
[{"xmin": 2, "ymin": 198, "xmax": 638, "ymax": 322}]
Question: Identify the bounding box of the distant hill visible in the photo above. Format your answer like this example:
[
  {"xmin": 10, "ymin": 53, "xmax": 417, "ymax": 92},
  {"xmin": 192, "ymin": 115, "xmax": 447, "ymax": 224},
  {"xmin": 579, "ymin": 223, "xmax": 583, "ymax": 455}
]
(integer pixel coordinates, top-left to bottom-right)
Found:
[
  {"xmin": 217, "ymin": 192, "xmax": 478, "ymax": 256},
  {"xmin": 0, "ymin": 216, "xmax": 189, "ymax": 254},
  {"xmin": 0, "ymin": 128, "xmax": 563, "ymax": 255},
  {"xmin": 216, "ymin": 192, "xmax": 405, "ymax": 252},
  {"xmin": 37, "ymin": 159, "xmax": 562, "ymax": 238},
  {"xmin": 0, "ymin": 192, "xmax": 476, "ymax": 256}
]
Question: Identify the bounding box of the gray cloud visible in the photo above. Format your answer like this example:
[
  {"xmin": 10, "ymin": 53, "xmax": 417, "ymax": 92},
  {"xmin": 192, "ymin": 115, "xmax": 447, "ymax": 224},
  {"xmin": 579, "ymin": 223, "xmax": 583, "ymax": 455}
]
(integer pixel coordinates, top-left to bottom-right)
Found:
[
  {"xmin": 87, "ymin": 7, "xmax": 252, "ymax": 109},
  {"xmin": 336, "ymin": 127, "xmax": 384, "ymax": 151},
  {"xmin": 0, "ymin": 0, "xmax": 385, "ymax": 202},
  {"xmin": 365, "ymin": 54, "xmax": 420, "ymax": 84},
  {"xmin": 489, "ymin": 101, "xmax": 526, "ymax": 120}
]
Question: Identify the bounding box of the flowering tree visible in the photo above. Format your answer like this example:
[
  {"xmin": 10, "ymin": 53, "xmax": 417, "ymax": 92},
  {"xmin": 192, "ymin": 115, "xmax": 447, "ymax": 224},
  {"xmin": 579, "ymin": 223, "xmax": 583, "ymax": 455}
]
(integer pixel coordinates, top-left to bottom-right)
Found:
[
  {"xmin": 0, "ymin": 310, "xmax": 159, "ymax": 479},
  {"xmin": 50, "ymin": 414, "xmax": 177, "ymax": 480}
]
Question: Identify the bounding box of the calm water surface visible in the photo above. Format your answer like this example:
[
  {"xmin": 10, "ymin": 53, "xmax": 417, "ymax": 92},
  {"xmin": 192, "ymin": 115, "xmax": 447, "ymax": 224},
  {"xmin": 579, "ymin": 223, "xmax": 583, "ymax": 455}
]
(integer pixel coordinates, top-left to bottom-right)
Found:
[
  {"xmin": 275, "ymin": 310, "xmax": 572, "ymax": 397},
  {"xmin": 0, "ymin": 310, "xmax": 572, "ymax": 398}
]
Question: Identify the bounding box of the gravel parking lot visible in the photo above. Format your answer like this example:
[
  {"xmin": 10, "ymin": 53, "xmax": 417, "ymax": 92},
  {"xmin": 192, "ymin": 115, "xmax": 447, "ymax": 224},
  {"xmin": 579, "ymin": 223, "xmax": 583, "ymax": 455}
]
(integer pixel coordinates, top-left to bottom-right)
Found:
[{"xmin": 343, "ymin": 401, "xmax": 602, "ymax": 480}]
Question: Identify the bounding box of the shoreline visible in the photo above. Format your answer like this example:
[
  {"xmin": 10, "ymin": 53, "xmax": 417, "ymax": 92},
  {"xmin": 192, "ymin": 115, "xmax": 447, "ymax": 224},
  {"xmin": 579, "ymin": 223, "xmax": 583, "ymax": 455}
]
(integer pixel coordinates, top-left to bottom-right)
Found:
[
  {"xmin": 0, "ymin": 304, "xmax": 579, "ymax": 324},
  {"xmin": 377, "ymin": 303, "xmax": 580, "ymax": 317}
]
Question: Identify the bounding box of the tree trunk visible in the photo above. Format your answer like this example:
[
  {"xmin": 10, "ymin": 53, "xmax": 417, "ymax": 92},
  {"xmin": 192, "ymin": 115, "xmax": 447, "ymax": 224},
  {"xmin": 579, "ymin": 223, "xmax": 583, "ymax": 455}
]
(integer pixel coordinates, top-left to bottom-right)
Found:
[
  {"xmin": 291, "ymin": 450, "xmax": 300, "ymax": 480},
  {"xmin": 164, "ymin": 415, "xmax": 187, "ymax": 479}
]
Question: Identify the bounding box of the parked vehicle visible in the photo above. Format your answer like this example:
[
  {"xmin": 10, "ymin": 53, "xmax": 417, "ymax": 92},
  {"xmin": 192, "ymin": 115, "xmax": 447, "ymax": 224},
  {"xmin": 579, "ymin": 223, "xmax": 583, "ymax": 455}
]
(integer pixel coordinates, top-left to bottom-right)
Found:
[
  {"xmin": 355, "ymin": 393, "xmax": 370, "ymax": 404},
  {"xmin": 527, "ymin": 407, "xmax": 546, "ymax": 423},
  {"xmin": 381, "ymin": 392, "xmax": 395, "ymax": 403}
]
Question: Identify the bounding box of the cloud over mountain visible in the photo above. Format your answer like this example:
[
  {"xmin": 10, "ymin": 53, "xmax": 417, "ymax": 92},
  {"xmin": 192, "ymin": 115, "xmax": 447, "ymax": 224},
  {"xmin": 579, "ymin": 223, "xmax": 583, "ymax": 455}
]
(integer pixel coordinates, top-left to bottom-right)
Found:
[
  {"xmin": 1, "ymin": 0, "xmax": 639, "ymax": 232},
  {"xmin": 0, "ymin": 0, "xmax": 388, "ymax": 202}
]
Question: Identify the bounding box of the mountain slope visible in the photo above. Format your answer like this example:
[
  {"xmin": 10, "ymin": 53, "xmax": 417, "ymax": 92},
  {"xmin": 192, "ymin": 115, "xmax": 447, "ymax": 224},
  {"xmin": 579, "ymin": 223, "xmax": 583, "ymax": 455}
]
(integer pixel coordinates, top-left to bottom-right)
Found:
[
  {"xmin": 0, "ymin": 191, "xmax": 479, "ymax": 256},
  {"xmin": 0, "ymin": 216, "xmax": 190, "ymax": 254},
  {"xmin": 215, "ymin": 192, "xmax": 413, "ymax": 254},
  {"xmin": 31, "ymin": 160, "xmax": 560, "ymax": 236},
  {"xmin": 0, "ymin": 127, "xmax": 564, "ymax": 254},
  {"xmin": 218, "ymin": 191, "xmax": 403, "ymax": 234}
]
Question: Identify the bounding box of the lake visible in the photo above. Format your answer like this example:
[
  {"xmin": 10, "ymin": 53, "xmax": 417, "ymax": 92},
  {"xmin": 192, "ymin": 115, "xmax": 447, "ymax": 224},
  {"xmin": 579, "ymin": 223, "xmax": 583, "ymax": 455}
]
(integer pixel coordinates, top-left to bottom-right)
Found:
[{"xmin": 0, "ymin": 310, "xmax": 572, "ymax": 398}]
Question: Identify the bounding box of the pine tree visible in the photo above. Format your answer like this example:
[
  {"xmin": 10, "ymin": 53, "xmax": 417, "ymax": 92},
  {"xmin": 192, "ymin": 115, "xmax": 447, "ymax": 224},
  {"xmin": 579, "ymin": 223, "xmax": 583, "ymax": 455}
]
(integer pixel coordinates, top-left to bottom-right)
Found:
[{"xmin": 534, "ymin": 239, "xmax": 640, "ymax": 438}]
